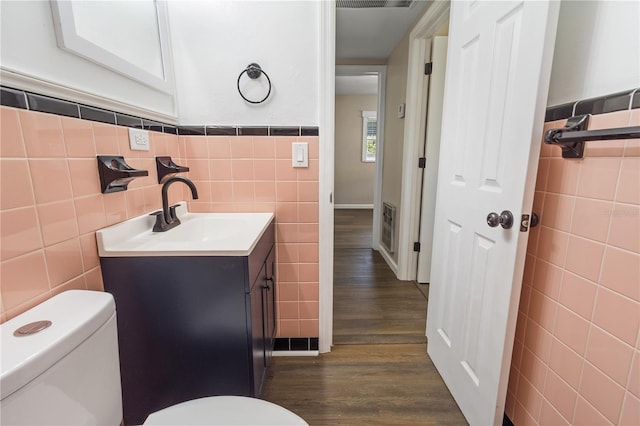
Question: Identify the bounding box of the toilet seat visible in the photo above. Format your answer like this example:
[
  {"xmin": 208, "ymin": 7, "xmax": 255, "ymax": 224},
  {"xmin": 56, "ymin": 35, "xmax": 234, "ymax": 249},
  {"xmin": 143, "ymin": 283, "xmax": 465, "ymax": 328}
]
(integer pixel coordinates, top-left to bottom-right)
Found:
[{"xmin": 143, "ymin": 395, "xmax": 308, "ymax": 425}]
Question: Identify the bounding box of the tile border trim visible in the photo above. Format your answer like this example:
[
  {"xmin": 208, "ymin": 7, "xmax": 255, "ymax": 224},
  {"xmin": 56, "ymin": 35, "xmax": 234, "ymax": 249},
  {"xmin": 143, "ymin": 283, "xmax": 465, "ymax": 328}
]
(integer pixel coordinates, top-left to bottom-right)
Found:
[
  {"xmin": 0, "ymin": 85, "xmax": 319, "ymax": 136},
  {"xmin": 3, "ymin": 84, "xmax": 637, "ymax": 130},
  {"xmin": 274, "ymin": 337, "xmax": 319, "ymax": 351},
  {"xmin": 502, "ymin": 413, "xmax": 514, "ymax": 426},
  {"xmin": 15, "ymin": 85, "xmax": 637, "ymax": 130},
  {"xmin": 545, "ymin": 88, "xmax": 640, "ymax": 122}
]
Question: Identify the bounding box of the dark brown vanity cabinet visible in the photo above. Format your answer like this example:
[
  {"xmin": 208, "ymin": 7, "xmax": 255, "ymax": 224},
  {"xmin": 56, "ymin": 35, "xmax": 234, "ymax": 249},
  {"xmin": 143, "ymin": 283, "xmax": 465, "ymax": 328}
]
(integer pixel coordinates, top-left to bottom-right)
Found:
[{"xmin": 100, "ymin": 221, "xmax": 276, "ymax": 426}]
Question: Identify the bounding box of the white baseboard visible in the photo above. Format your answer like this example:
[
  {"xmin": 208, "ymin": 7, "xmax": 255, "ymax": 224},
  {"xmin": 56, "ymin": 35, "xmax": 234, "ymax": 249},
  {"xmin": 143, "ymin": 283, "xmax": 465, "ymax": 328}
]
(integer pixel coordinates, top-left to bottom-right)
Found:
[
  {"xmin": 272, "ymin": 350, "xmax": 319, "ymax": 357},
  {"xmin": 378, "ymin": 244, "xmax": 399, "ymax": 277},
  {"xmin": 334, "ymin": 204, "xmax": 374, "ymax": 209}
]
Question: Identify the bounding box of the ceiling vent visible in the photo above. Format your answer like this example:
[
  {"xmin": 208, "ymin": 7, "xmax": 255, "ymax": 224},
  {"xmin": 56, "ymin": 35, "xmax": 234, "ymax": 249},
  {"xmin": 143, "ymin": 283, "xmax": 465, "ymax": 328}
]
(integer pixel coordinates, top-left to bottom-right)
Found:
[{"xmin": 336, "ymin": 0, "xmax": 415, "ymax": 8}]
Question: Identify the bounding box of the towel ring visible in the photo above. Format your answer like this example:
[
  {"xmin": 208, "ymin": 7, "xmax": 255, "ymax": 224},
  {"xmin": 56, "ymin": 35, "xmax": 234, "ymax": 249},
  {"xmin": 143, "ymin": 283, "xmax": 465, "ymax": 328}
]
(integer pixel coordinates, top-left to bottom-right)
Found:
[{"xmin": 237, "ymin": 63, "xmax": 271, "ymax": 104}]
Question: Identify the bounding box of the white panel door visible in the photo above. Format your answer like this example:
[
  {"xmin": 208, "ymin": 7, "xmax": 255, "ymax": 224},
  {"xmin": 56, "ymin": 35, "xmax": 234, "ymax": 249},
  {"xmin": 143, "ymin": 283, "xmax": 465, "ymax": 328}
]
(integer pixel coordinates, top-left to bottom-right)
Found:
[{"xmin": 426, "ymin": 2, "xmax": 559, "ymax": 425}]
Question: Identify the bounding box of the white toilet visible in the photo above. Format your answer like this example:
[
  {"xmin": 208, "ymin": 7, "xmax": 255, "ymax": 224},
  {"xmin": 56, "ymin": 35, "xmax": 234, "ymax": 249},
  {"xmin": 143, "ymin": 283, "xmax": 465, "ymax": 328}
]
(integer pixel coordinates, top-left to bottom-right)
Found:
[{"xmin": 0, "ymin": 290, "xmax": 307, "ymax": 425}]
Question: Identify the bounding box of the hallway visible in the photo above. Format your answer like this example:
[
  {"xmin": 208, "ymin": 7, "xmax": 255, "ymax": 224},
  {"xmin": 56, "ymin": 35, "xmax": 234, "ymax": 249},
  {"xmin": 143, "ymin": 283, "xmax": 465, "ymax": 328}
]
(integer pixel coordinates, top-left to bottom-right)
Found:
[
  {"xmin": 333, "ymin": 209, "xmax": 428, "ymax": 344},
  {"xmin": 263, "ymin": 210, "xmax": 465, "ymax": 425}
]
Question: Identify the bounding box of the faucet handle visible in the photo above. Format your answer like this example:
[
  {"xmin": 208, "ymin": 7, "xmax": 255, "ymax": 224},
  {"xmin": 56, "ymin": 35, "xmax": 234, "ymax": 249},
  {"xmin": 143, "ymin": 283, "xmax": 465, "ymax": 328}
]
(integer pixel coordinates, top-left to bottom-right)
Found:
[
  {"xmin": 151, "ymin": 211, "xmax": 168, "ymax": 232},
  {"xmin": 169, "ymin": 204, "xmax": 181, "ymax": 222},
  {"xmin": 151, "ymin": 210, "xmax": 180, "ymax": 232}
]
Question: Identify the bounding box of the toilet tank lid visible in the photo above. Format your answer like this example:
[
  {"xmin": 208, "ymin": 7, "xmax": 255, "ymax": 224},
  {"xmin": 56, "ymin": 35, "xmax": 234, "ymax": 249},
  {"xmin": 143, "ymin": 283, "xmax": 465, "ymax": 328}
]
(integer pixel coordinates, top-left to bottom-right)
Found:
[{"xmin": 0, "ymin": 290, "xmax": 115, "ymax": 400}]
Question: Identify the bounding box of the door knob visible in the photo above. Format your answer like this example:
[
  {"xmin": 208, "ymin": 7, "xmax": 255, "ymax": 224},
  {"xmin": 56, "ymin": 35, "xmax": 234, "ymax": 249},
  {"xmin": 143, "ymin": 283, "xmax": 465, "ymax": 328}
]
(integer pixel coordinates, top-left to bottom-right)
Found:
[
  {"xmin": 486, "ymin": 212, "xmax": 500, "ymax": 227},
  {"xmin": 486, "ymin": 210, "xmax": 514, "ymax": 229}
]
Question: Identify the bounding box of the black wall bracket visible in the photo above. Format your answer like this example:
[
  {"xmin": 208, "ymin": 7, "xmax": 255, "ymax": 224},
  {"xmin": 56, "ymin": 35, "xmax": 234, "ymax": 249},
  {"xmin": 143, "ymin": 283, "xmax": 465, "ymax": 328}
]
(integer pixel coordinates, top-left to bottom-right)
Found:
[
  {"xmin": 156, "ymin": 156, "xmax": 189, "ymax": 183},
  {"xmin": 544, "ymin": 114, "xmax": 640, "ymax": 159},
  {"xmin": 544, "ymin": 114, "xmax": 590, "ymax": 158},
  {"xmin": 97, "ymin": 156, "xmax": 148, "ymax": 194}
]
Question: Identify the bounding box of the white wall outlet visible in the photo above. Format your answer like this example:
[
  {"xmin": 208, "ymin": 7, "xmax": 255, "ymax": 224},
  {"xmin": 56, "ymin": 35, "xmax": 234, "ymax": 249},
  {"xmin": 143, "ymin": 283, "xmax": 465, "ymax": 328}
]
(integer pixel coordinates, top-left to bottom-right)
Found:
[
  {"xmin": 292, "ymin": 142, "xmax": 308, "ymax": 168},
  {"xmin": 128, "ymin": 128, "xmax": 150, "ymax": 151}
]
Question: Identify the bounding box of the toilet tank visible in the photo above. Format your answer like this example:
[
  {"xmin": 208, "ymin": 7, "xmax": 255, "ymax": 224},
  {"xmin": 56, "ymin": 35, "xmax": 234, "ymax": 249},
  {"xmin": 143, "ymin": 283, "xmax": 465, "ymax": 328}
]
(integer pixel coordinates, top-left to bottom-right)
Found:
[{"xmin": 0, "ymin": 290, "xmax": 123, "ymax": 425}]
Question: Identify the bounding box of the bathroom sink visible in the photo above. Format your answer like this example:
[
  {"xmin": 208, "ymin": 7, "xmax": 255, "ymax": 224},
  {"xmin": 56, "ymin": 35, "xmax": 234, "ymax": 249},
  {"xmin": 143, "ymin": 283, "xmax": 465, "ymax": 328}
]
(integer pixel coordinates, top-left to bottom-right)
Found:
[{"xmin": 97, "ymin": 203, "xmax": 274, "ymax": 257}]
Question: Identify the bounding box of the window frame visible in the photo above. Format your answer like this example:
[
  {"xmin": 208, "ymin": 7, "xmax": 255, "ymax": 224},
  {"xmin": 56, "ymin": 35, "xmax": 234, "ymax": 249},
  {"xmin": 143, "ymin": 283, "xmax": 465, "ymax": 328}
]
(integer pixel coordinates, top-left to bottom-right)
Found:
[
  {"xmin": 361, "ymin": 110, "xmax": 377, "ymax": 163},
  {"xmin": 50, "ymin": 0, "xmax": 174, "ymax": 94}
]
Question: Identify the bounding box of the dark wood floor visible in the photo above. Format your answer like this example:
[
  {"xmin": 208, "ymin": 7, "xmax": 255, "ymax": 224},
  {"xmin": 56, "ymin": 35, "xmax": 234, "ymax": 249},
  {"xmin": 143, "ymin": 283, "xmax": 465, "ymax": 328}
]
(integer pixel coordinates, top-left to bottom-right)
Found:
[
  {"xmin": 334, "ymin": 209, "xmax": 375, "ymax": 249},
  {"xmin": 263, "ymin": 344, "xmax": 466, "ymax": 425},
  {"xmin": 263, "ymin": 209, "xmax": 465, "ymax": 425},
  {"xmin": 333, "ymin": 209, "xmax": 427, "ymax": 344}
]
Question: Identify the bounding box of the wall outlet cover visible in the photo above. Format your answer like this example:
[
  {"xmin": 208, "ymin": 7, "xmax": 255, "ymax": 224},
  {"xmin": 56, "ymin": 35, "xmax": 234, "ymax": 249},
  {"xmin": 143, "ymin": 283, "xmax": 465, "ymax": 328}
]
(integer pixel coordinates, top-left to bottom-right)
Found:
[{"xmin": 129, "ymin": 128, "xmax": 150, "ymax": 151}]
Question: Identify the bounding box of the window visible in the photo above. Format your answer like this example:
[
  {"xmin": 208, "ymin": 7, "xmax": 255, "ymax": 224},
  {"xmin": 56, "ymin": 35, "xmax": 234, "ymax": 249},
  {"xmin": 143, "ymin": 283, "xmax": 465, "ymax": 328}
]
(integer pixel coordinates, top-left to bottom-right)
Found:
[{"xmin": 362, "ymin": 110, "xmax": 377, "ymax": 162}]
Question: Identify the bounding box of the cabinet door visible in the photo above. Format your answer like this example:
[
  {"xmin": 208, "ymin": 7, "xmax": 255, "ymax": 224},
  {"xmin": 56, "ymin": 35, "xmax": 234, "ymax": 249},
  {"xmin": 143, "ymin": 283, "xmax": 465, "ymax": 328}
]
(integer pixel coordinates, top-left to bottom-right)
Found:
[
  {"xmin": 250, "ymin": 263, "xmax": 267, "ymax": 396},
  {"xmin": 262, "ymin": 247, "xmax": 276, "ymax": 361},
  {"xmin": 250, "ymin": 244, "xmax": 276, "ymax": 396}
]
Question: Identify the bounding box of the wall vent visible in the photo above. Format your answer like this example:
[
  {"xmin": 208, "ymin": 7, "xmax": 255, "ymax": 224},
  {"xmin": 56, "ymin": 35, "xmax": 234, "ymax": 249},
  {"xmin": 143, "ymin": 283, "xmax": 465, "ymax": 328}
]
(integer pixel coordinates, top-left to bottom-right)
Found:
[
  {"xmin": 336, "ymin": 0, "xmax": 414, "ymax": 8},
  {"xmin": 381, "ymin": 202, "xmax": 396, "ymax": 253}
]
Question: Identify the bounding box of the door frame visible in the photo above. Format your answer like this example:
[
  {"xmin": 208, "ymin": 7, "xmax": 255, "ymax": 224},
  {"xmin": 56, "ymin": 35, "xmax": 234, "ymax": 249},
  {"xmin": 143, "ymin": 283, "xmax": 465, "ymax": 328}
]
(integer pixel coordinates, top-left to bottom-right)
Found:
[
  {"xmin": 416, "ymin": 35, "xmax": 448, "ymax": 285},
  {"xmin": 335, "ymin": 65, "xmax": 387, "ymax": 251},
  {"xmin": 318, "ymin": 0, "xmax": 451, "ymax": 352},
  {"xmin": 318, "ymin": 0, "xmax": 335, "ymax": 354},
  {"xmin": 395, "ymin": 1, "xmax": 450, "ymax": 280}
]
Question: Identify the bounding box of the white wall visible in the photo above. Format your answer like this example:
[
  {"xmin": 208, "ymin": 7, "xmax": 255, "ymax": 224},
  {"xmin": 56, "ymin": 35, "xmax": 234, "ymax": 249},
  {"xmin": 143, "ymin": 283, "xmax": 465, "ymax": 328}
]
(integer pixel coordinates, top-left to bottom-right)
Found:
[
  {"xmin": 168, "ymin": 1, "xmax": 319, "ymax": 126},
  {"xmin": 0, "ymin": 0, "xmax": 176, "ymax": 119},
  {"xmin": 335, "ymin": 95, "xmax": 377, "ymax": 206},
  {"xmin": 0, "ymin": 1, "xmax": 320, "ymax": 125},
  {"xmin": 547, "ymin": 0, "xmax": 640, "ymax": 106}
]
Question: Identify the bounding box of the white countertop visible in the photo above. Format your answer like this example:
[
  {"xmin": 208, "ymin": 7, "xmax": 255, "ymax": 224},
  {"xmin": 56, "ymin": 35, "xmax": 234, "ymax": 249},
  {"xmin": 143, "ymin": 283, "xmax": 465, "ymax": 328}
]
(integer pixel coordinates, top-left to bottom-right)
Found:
[{"xmin": 96, "ymin": 203, "xmax": 274, "ymax": 257}]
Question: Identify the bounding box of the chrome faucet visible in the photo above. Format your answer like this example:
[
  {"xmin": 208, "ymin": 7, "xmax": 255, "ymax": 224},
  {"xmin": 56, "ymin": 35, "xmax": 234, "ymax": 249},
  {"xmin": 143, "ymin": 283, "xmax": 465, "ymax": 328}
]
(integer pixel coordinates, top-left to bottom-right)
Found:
[{"xmin": 152, "ymin": 176, "xmax": 199, "ymax": 232}]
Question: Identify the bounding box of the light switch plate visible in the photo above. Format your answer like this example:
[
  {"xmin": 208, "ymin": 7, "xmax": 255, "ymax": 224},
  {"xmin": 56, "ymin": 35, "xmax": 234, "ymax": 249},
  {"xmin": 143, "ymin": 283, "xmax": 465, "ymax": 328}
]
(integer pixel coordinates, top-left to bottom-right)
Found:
[
  {"xmin": 292, "ymin": 142, "xmax": 308, "ymax": 168},
  {"xmin": 129, "ymin": 128, "xmax": 150, "ymax": 151}
]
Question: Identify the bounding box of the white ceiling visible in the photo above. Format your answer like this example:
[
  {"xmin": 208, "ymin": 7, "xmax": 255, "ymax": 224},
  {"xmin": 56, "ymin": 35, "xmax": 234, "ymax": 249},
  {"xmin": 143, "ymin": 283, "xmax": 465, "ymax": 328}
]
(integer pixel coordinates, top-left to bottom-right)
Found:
[{"xmin": 336, "ymin": 1, "xmax": 431, "ymax": 59}]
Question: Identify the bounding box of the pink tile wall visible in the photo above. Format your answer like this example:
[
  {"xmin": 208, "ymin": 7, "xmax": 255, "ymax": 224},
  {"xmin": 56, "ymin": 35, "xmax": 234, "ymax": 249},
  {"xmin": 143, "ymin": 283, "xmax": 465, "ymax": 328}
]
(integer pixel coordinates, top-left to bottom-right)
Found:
[
  {"xmin": 0, "ymin": 107, "xmax": 182, "ymax": 322},
  {"xmin": 506, "ymin": 109, "xmax": 640, "ymax": 425},
  {"xmin": 179, "ymin": 134, "xmax": 320, "ymax": 338},
  {"xmin": 0, "ymin": 106, "xmax": 319, "ymax": 339}
]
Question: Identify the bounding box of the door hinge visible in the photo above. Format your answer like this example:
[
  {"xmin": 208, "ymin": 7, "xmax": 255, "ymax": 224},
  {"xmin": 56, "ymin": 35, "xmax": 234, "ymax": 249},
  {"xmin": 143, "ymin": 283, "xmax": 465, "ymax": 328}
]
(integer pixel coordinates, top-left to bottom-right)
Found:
[
  {"xmin": 413, "ymin": 242, "xmax": 421, "ymax": 252},
  {"xmin": 418, "ymin": 157, "xmax": 426, "ymax": 168},
  {"xmin": 424, "ymin": 62, "xmax": 433, "ymax": 75}
]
